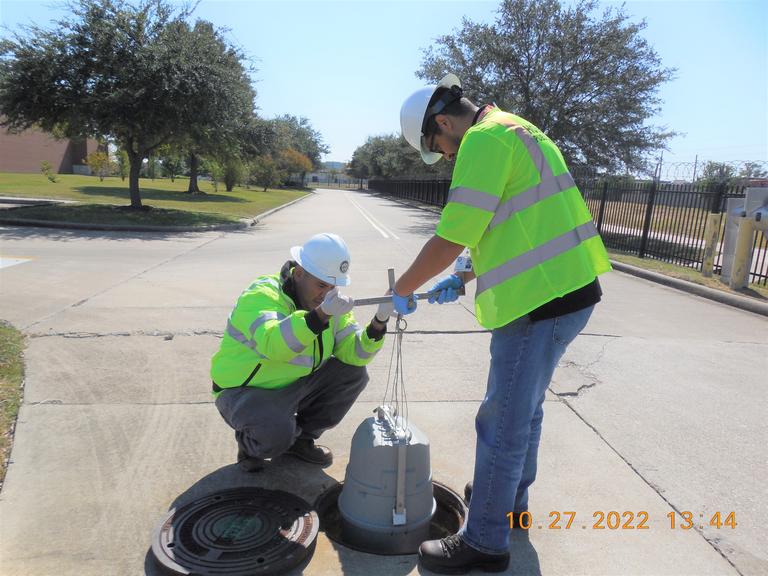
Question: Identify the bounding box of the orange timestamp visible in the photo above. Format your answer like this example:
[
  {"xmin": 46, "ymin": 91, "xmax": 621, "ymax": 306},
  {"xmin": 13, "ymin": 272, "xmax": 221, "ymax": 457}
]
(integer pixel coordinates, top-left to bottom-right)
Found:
[{"xmin": 506, "ymin": 511, "xmax": 737, "ymax": 530}]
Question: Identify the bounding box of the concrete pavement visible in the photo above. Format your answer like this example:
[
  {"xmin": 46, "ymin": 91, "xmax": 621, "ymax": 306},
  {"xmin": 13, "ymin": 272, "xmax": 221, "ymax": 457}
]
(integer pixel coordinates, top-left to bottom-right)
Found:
[{"xmin": 0, "ymin": 188, "xmax": 765, "ymax": 575}]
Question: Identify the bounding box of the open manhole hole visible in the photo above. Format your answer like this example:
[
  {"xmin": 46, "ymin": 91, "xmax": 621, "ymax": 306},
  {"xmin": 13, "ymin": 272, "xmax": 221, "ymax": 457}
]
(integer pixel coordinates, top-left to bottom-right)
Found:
[
  {"xmin": 151, "ymin": 487, "xmax": 318, "ymax": 575},
  {"xmin": 315, "ymin": 480, "xmax": 467, "ymax": 555}
]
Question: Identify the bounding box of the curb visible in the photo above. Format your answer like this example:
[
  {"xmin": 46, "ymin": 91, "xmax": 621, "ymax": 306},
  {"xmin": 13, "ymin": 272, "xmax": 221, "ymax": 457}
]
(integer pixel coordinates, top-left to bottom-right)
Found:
[
  {"xmin": 0, "ymin": 197, "xmax": 76, "ymax": 206},
  {"xmin": 243, "ymin": 191, "xmax": 314, "ymax": 226},
  {"xmin": 364, "ymin": 189, "xmax": 768, "ymax": 319},
  {"xmin": 0, "ymin": 191, "xmax": 313, "ymax": 233},
  {"xmin": 609, "ymin": 261, "xmax": 768, "ymax": 317},
  {"xmin": 0, "ymin": 217, "xmax": 247, "ymax": 232}
]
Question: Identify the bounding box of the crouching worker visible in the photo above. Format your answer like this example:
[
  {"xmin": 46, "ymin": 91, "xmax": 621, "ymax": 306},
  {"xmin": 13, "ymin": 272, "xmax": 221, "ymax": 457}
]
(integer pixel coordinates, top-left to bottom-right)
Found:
[{"xmin": 211, "ymin": 233, "xmax": 392, "ymax": 472}]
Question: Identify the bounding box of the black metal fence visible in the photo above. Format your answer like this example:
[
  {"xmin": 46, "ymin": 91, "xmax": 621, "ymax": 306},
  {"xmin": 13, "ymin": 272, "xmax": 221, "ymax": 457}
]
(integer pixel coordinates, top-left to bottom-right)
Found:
[{"xmin": 369, "ymin": 178, "xmax": 767, "ymax": 286}]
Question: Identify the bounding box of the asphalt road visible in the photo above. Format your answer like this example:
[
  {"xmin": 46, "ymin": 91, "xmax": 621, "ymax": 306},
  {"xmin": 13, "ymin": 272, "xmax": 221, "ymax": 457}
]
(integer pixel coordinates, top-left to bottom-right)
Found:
[{"xmin": 0, "ymin": 188, "xmax": 765, "ymax": 575}]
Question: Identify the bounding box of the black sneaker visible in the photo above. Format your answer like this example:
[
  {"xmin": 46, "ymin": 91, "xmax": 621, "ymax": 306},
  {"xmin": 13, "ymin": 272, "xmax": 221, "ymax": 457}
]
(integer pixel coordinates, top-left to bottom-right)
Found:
[
  {"xmin": 464, "ymin": 482, "xmax": 529, "ymax": 529},
  {"xmin": 419, "ymin": 533, "xmax": 510, "ymax": 574},
  {"xmin": 285, "ymin": 438, "xmax": 333, "ymax": 466},
  {"xmin": 237, "ymin": 448, "xmax": 264, "ymax": 473}
]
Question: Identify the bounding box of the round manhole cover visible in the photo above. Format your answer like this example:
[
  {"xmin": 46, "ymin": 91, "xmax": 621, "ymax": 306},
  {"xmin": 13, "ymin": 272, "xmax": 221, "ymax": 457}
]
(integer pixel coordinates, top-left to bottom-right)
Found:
[{"xmin": 151, "ymin": 488, "xmax": 319, "ymax": 575}]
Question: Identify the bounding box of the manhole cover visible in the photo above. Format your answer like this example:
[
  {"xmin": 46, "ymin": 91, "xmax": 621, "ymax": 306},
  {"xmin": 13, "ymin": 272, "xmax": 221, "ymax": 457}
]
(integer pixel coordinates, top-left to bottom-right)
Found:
[{"xmin": 151, "ymin": 488, "xmax": 319, "ymax": 575}]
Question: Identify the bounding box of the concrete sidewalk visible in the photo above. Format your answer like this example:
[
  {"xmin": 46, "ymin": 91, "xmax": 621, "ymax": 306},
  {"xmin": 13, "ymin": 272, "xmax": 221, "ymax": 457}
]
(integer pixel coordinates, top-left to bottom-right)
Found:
[{"xmin": 0, "ymin": 188, "xmax": 764, "ymax": 575}]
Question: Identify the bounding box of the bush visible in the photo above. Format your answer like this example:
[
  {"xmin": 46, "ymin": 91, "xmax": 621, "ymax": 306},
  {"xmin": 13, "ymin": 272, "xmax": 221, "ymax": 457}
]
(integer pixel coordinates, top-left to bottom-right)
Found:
[{"xmin": 40, "ymin": 160, "xmax": 56, "ymax": 182}]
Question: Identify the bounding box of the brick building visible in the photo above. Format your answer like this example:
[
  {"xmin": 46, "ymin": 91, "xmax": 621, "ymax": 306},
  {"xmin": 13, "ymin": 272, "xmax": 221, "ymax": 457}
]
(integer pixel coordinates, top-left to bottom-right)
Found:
[{"xmin": 0, "ymin": 128, "xmax": 97, "ymax": 174}]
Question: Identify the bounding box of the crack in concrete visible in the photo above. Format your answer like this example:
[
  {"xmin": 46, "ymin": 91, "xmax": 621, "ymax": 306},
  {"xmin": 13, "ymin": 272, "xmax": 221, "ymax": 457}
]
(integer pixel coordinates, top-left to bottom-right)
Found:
[
  {"xmin": 28, "ymin": 329, "xmax": 223, "ymax": 339},
  {"xmin": 27, "ymin": 329, "xmax": 496, "ymax": 339},
  {"xmin": 560, "ymin": 399, "xmax": 746, "ymax": 576},
  {"xmin": 550, "ymin": 338, "xmax": 611, "ymax": 399},
  {"xmin": 25, "ymin": 400, "xmax": 215, "ymax": 406},
  {"xmin": 552, "ymin": 382, "xmax": 598, "ymax": 398}
]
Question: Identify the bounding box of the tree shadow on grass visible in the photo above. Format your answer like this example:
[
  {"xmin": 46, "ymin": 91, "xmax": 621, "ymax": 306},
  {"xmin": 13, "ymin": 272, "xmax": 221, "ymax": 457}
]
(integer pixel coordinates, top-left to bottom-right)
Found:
[{"xmin": 75, "ymin": 185, "xmax": 249, "ymax": 203}]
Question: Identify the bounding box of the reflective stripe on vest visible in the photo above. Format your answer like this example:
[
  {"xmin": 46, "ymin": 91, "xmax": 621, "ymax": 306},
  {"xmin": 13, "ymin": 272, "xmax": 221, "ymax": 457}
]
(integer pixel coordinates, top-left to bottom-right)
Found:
[
  {"xmin": 488, "ymin": 123, "xmax": 575, "ymax": 230},
  {"xmin": 445, "ymin": 123, "xmax": 577, "ymax": 230},
  {"xmin": 279, "ymin": 317, "xmax": 306, "ymax": 353},
  {"xmin": 226, "ymin": 319, "xmax": 266, "ymax": 357},
  {"xmin": 249, "ymin": 311, "xmax": 284, "ymax": 335},
  {"xmin": 354, "ymin": 330, "xmax": 374, "ymax": 359},
  {"xmin": 446, "ymin": 187, "xmax": 500, "ymax": 213},
  {"xmin": 476, "ymin": 221, "xmax": 599, "ymax": 296},
  {"xmin": 289, "ymin": 355, "xmax": 314, "ymax": 368},
  {"xmin": 334, "ymin": 323, "xmax": 359, "ymax": 346}
]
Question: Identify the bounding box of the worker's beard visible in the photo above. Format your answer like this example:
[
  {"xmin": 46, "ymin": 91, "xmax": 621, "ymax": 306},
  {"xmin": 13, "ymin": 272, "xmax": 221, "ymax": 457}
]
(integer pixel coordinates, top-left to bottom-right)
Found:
[{"xmin": 292, "ymin": 274, "xmax": 313, "ymax": 311}]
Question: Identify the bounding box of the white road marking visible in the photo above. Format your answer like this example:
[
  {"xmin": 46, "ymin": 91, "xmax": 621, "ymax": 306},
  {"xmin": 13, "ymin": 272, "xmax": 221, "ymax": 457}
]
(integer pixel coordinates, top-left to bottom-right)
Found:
[
  {"xmin": 346, "ymin": 195, "xmax": 400, "ymax": 240},
  {"xmin": 0, "ymin": 257, "xmax": 32, "ymax": 269}
]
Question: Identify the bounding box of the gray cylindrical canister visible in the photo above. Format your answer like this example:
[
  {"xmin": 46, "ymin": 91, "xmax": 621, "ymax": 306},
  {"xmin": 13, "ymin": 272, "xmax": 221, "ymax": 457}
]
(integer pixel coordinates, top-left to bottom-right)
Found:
[{"xmin": 338, "ymin": 411, "xmax": 436, "ymax": 554}]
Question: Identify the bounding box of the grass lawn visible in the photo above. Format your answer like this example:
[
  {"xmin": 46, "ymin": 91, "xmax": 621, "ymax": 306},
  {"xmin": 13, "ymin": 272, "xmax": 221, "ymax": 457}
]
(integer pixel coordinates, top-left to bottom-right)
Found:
[
  {"xmin": 0, "ymin": 172, "xmax": 309, "ymax": 226},
  {"xmin": 609, "ymin": 251, "xmax": 768, "ymax": 300},
  {"xmin": 0, "ymin": 322, "xmax": 24, "ymax": 489}
]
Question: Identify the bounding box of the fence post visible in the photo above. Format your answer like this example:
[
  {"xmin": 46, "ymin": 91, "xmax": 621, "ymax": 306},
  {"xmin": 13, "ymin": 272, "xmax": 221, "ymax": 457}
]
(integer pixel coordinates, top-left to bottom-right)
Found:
[
  {"xmin": 596, "ymin": 180, "xmax": 608, "ymax": 233},
  {"xmin": 710, "ymin": 182, "xmax": 726, "ymax": 213},
  {"xmin": 638, "ymin": 180, "xmax": 658, "ymax": 258}
]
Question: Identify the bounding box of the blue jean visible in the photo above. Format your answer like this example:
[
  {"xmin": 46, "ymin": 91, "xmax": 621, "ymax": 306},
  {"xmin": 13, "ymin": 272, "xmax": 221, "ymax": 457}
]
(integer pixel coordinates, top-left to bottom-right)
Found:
[{"xmin": 459, "ymin": 306, "xmax": 594, "ymax": 554}]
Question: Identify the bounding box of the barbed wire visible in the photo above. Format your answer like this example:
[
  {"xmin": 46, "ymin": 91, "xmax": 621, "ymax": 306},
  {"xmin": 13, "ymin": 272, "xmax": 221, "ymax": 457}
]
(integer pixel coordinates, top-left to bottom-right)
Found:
[{"xmin": 571, "ymin": 160, "xmax": 768, "ymax": 183}]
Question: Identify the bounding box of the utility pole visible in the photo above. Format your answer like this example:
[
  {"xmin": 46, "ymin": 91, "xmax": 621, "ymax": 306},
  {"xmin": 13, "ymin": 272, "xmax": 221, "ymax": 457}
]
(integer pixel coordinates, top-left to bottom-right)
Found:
[
  {"xmin": 655, "ymin": 150, "xmax": 664, "ymax": 183},
  {"xmin": 692, "ymin": 154, "xmax": 698, "ymax": 183}
]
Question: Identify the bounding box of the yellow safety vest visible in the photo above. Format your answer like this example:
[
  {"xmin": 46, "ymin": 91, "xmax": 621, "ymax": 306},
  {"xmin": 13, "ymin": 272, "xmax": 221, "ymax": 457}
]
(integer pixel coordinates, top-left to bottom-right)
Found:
[
  {"xmin": 435, "ymin": 107, "xmax": 611, "ymax": 329},
  {"xmin": 210, "ymin": 272, "xmax": 384, "ymax": 395}
]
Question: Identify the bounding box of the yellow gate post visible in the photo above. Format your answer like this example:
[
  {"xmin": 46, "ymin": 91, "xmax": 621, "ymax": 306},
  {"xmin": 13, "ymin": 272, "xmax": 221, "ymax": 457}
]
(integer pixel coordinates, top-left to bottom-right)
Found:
[{"xmin": 728, "ymin": 216, "xmax": 755, "ymax": 290}]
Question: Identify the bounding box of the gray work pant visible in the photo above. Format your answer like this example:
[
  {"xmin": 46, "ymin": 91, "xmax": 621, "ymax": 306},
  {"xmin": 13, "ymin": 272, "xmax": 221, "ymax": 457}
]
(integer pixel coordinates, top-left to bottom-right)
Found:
[{"xmin": 215, "ymin": 358, "xmax": 368, "ymax": 459}]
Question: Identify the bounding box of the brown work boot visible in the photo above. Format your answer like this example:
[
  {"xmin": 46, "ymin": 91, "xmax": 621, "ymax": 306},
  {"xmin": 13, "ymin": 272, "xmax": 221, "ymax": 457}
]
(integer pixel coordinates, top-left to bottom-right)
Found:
[
  {"xmin": 419, "ymin": 533, "xmax": 509, "ymax": 574},
  {"xmin": 237, "ymin": 447, "xmax": 265, "ymax": 473},
  {"xmin": 285, "ymin": 438, "xmax": 333, "ymax": 466}
]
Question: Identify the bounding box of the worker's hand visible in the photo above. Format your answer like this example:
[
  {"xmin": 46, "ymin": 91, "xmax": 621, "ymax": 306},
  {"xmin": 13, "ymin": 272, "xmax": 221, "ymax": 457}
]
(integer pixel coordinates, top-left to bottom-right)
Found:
[
  {"xmin": 319, "ymin": 287, "xmax": 354, "ymax": 317},
  {"xmin": 392, "ymin": 289, "xmax": 417, "ymax": 315},
  {"xmin": 428, "ymin": 274, "xmax": 463, "ymax": 304},
  {"xmin": 375, "ymin": 297, "xmax": 395, "ymax": 322}
]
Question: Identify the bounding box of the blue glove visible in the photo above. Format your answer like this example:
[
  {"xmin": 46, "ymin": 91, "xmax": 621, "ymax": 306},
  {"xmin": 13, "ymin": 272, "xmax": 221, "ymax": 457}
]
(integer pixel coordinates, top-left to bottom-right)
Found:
[
  {"xmin": 428, "ymin": 274, "xmax": 463, "ymax": 304},
  {"xmin": 392, "ymin": 290, "xmax": 417, "ymax": 315}
]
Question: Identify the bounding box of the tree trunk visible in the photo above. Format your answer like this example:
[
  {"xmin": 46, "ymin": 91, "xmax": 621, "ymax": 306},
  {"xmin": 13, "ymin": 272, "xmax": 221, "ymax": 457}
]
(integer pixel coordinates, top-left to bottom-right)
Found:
[
  {"xmin": 187, "ymin": 152, "xmax": 201, "ymax": 194},
  {"xmin": 127, "ymin": 151, "xmax": 143, "ymax": 209}
]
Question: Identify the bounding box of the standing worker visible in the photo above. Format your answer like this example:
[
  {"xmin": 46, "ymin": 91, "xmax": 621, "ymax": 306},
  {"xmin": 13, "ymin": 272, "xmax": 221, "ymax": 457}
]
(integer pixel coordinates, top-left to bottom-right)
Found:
[
  {"xmin": 393, "ymin": 74, "xmax": 611, "ymax": 573},
  {"xmin": 211, "ymin": 233, "xmax": 393, "ymax": 472}
]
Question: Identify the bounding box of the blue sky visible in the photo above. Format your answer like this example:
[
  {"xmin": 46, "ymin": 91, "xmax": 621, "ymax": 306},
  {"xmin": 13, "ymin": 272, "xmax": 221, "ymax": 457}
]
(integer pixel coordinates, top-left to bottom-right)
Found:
[{"xmin": 1, "ymin": 0, "xmax": 766, "ymax": 167}]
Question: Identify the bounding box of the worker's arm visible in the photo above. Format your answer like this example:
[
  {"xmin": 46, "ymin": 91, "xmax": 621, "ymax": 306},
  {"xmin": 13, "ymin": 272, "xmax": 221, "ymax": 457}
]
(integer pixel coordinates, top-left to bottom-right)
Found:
[
  {"xmin": 332, "ymin": 311, "xmax": 386, "ymax": 366},
  {"xmin": 394, "ymin": 234, "xmax": 465, "ymax": 295},
  {"xmin": 228, "ymin": 287, "xmax": 318, "ymax": 363}
]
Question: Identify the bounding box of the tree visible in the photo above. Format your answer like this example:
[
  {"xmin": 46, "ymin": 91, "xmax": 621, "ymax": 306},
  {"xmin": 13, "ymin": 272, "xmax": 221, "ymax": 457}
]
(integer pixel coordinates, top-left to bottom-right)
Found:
[
  {"xmin": 115, "ymin": 147, "xmax": 130, "ymax": 181},
  {"xmin": 349, "ymin": 134, "xmax": 452, "ymax": 179},
  {"xmin": 738, "ymin": 161, "xmax": 768, "ymax": 180},
  {"xmin": 697, "ymin": 161, "xmax": 736, "ymax": 185},
  {"xmin": 157, "ymin": 145, "xmax": 186, "ymax": 182},
  {"xmin": 222, "ymin": 157, "xmax": 247, "ymax": 192},
  {"xmin": 417, "ymin": 0, "xmax": 676, "ymax": 172},
  {"xmin": 250, "ymin": 156, "xmax": 284, "ymax": 192},
  {"xmin": 84, "ymin": 150, "xmax": 112, "ymax": 181},
  {"xmin": 278, "ymin": 148, "xmax": 313, "ymax": 185},
  {"xmin": 0, "ymin": 0, "xmax": 255, "ymax": 208},
  {"xmin": 170, "ymin": 20, "xmax": 256, "ymax": 195},
  {"xmin": 272, "ymin": 115, "xmax": 329, "ymax": 172}
]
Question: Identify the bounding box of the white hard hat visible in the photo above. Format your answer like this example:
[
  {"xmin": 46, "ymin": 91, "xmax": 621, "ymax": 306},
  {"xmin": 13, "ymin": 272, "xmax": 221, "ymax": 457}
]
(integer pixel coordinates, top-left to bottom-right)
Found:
[
  {"xmin": 290, "ymin": 233, "xmax": 351, "ymax": 286},
  {"xmin": 400, "ymin": 73, "xmax": 462, "ymax": 165}
]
